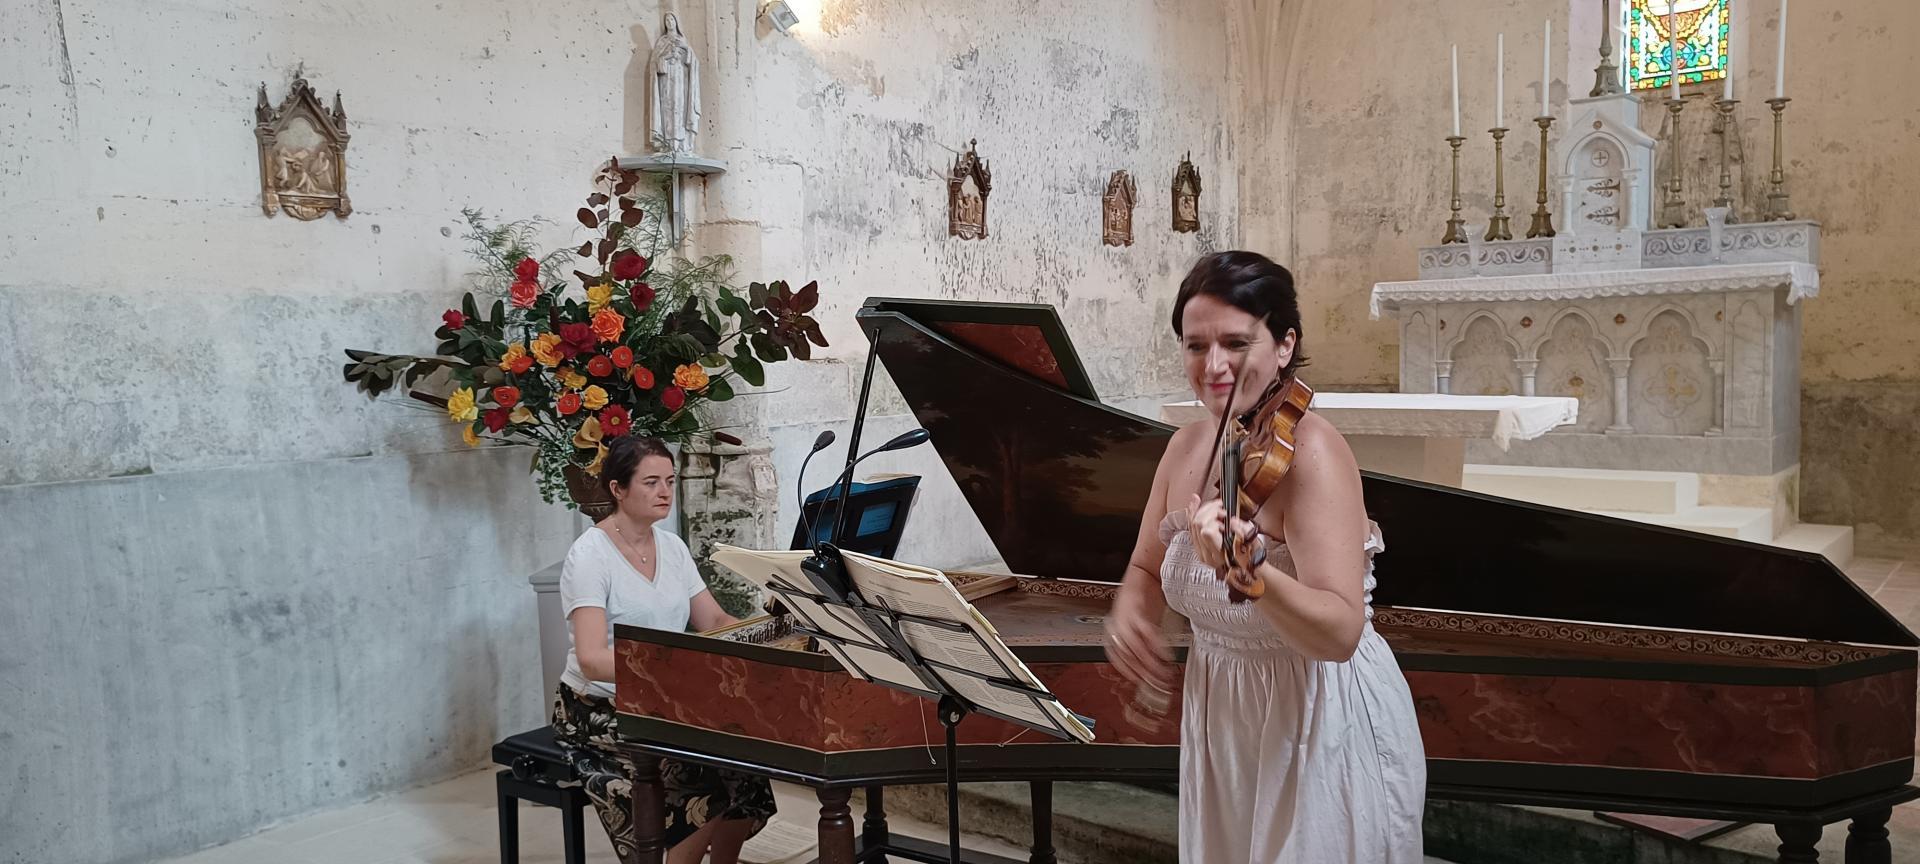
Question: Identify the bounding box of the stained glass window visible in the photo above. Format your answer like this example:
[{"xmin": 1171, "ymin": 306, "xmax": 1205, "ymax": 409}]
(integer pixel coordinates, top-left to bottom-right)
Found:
[{"xmin": 1627, "ymin": 0, "xmax": 1731, "ymax": 91}]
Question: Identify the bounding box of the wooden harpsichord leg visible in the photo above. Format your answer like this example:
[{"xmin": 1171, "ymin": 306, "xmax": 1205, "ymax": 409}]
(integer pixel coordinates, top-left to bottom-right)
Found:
[
  {"xmin": 1776, "ymin": 821, "xmax": 1822, "ymax": 863},
  {"xmin": 1028, "ymin": 781, "xmax": 1057, "ymax": 864},
  {"xmin": 632, "ymin": 754, "xmax": 666, "ymax": 864},
  {"xmin": 1845, "ymin": 808, "xmax": 1893, "ymax": 864},
  {"xmin": 862, "ymin": 785, "xmax": 889, "ymax": 849},
  {"xmin": 818, "ymin": 787, "xmax": 857, "ymax": 864}
]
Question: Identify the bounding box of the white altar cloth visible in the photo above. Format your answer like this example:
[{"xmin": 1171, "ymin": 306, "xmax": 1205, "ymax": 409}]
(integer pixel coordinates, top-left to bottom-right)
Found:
[{"xmin": 1160, "ymin": 393, "xmax": 1579, "ymax": 487}]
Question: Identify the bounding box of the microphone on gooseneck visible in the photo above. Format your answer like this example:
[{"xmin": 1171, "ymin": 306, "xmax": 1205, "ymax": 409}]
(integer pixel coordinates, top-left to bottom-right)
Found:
[{"xmin": 796, "ymin": 429, "xmax": 837, "ymax": 549}]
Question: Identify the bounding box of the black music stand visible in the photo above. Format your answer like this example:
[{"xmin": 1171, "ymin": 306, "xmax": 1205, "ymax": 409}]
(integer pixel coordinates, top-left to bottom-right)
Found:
[{"xmin": 762, "ymin": 547, "xmax": 1094, "ymax": 864}]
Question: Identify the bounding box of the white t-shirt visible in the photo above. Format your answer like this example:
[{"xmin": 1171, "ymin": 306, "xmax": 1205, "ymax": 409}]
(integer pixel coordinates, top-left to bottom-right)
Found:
[{"xmin": 559, "ymin": 524, "xmax": 706, "ymax": 699}]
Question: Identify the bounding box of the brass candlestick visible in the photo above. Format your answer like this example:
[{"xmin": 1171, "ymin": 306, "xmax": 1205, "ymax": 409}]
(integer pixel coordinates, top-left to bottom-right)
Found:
[
  {"xmin": 1527, "ymin": 116, "xmax": 1556, "ymax": 238},
  {"xmin": 1660, "ymin": 98, "xmax": 1688, "ymax": 228},
  {"xmin": 1442, "ymin": 135, "xmax": 1468, "ymax": 243},
  {"xmin": 1486, "ymin": 127, "xmax": 1513, "ymax": 241},
  {"xmin": 1712, "ymin": 98, "xmax": 1739, "ymax": 220},
  {"xmin": 1765, "ymin": 97, "xmax": 1796, "ymax": 221}
]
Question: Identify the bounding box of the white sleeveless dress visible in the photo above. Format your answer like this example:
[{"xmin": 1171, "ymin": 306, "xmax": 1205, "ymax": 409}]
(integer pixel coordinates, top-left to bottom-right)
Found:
[{"xmin": 1159, "ymin": 509, "xmax": 1427, "ymax": 863}]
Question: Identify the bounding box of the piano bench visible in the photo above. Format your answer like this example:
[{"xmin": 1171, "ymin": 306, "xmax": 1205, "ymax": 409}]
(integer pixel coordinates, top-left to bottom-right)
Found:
[{"xmin": 491, "ymin": 726, "xmax": 590, "ymax": 864}]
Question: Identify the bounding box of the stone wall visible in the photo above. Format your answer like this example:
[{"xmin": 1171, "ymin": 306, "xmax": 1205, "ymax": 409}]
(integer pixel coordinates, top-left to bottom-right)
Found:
[
  {"xmin": 0, "ymin": 2, "xmax": 644, "ymax": 861},
  {"xmin": 676, "ymin": 0, "xmax": 1237, "ymax": 568}
]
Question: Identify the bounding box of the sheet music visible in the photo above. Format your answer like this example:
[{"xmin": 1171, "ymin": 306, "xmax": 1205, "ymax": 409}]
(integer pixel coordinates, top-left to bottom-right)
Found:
[
  {"xmin": 841, "ymin": 551, "xmax": 1095, "ymax": 743},
  {"xmin": 707, "ymin": 546, "xmax": 929, "ymax": 693},
  {"xmin": 710, "ymin": 544, "xmax": 1093, "ymax": 743}
]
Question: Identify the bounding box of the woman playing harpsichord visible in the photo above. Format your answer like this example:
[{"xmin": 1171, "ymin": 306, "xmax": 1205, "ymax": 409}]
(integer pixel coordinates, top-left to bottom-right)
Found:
[
  {"xmin": 553, "ymin": 434, "xmax": 776, "ymax": 864},
  {"xmin": 1103, "ymin": 251, "xmax": 1426, "ymax": 863}
]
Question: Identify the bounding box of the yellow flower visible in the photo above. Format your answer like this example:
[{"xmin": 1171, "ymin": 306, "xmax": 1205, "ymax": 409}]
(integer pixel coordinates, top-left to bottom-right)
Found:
[
  {"xmin": 447, "ymin": 387, "xmax": 479, "ymax": 422},
  {"xmin": 573, "ymin": 416, "xmax": 604, "ymax": 450},
  {"xmin": 532, "ymin": 333, "xmax": 565, "ymax": 367},
  {"xmin": 462, "ymin": 425, "xmax": 480, "ymax": 447},
  {"xmin": 586, "ymin": 282, "xmax": 614, "ymax": 313},
  {"xmin": 584, "ymin": 443, "xmax": 609, "ymax": 477},
  {"xmin": 581, "ymin": 385, "xmax": 610, "ymax": 411},
  {"xmin": 559, "ymin": 366, "xmax": 588, "ymax": 390},
  {"xmin": 673, "ymin": 364, "xmax": 710, "ymax": 391},
  {"xmin": 509, "ymin": 406, "xmax": 535, "ymax": 424}
]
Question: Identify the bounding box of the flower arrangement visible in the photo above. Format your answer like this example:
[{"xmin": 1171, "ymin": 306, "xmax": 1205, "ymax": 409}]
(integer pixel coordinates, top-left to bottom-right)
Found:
[{"xmin": 342, "ymin": 158, "xmax": 827, "ymax": 513}]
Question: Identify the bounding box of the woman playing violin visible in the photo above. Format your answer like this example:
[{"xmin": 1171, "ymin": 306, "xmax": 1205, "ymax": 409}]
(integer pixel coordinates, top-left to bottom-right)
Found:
[{"xmin": 1104, "ymin": 251, "xmax": 1426, "ymax": 863}]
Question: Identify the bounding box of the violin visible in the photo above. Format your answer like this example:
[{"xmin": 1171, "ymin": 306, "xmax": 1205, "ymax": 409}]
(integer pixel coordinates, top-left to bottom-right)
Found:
[{"xmin": 1209, "ymin": 372, "xmax": 1314, "ymax": 603}]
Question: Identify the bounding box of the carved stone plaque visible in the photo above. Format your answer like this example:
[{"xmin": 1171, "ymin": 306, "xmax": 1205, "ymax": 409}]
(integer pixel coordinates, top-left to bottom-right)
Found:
[
  {"xmin": 947, "ymin": 139, "xmax": 991, "ymax": 240},
  {"xmin": 1102, "ymin": 170, "xmax": 1136, "ymax": 247},
  {"xmin": 256, "ymin": 78, "xmax": 351, "ymax": 220},
  {"xmin": 1171, "ymin": 153, "xmax": 1201, "ymax": 233}
]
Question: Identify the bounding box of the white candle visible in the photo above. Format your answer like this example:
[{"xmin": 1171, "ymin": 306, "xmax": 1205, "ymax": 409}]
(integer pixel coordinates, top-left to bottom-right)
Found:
[
  {"xmin": 1496, "ymin": 32, "xmax": 1504, "ymax": 127},
  {"xmin": 1669, "ymin": 2, "xmax": 1680, "ymax": 98},
  {"xmin": 1541, "ymin": 19, "xmax": 1551, "ymax": 116},
  {"xmin": 1775, "ymin": 0, "xmax": 1788, "ymax": 98},
  {"xmin": 1451, "ymin": 44, "xmax": 1461, "ymax": 136},
  {"xmin": 1724, "ymin": 49, "xmax": 1734, "ymax": 100}
]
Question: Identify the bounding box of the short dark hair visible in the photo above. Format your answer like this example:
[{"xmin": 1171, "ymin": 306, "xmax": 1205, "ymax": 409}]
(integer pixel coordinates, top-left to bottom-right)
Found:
[
  {"xmin": 602, "ymin": 435, "xmax": 674, "ymax": 496},
  {"xmin": 1170, "ymin": 251, "xmax": 1308, "ymax": 378}
]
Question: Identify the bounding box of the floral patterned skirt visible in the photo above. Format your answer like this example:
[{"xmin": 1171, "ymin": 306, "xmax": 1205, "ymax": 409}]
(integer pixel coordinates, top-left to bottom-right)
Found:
[{"xmin": 551, "ymin": 684, "xmax": 777, "ymax": 860}]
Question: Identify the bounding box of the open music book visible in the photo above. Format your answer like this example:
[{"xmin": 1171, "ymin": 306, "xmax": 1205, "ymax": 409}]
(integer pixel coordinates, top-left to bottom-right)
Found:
[{"xmin": 710, "ymin": 544, "xmax": 1094, "ymax": 744}]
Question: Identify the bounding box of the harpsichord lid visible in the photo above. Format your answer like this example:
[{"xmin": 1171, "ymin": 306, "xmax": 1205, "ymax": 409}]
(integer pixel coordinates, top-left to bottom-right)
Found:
[{"xmin": 857, "ymin": 297, "xmax": 1916, "ymax": 649}]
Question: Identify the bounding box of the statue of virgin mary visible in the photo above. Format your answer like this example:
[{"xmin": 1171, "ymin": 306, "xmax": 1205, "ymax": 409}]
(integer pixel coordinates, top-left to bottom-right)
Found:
[{"xmin": 649, "ymin": 13, "xmax": 701, "ymax": 155}]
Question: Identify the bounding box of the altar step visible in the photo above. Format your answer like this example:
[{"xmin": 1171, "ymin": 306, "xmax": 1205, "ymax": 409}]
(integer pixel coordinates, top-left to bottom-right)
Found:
[{"xmin": 1462, "ymin": 464, "xmax": 1854, "ymax": 568}]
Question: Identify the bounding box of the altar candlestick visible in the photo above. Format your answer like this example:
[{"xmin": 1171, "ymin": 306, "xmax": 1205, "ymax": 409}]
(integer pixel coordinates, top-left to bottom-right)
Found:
[
  {"xmin": 1452, "ymin": 44, "xmax": 1461, "ymax": 137},
  {"xmin": 1496, "ymin": 33, "xmax": 1504, "ymax": 128},
  {"xmin": 1541, "ymin": 20, "xmax": 1551, "ymax": 116},
  {"xmin": 1775, "ymin": 0, "xmax": 1788, "ymax": 98}
]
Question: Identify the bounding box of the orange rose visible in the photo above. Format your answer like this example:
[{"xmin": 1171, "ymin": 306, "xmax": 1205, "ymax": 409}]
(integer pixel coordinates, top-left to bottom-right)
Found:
[
  {"xmin": 631, "ymin": 366, "xmax": 655, "ymax": 389},
  {"xmin": 491, "ymin": 386, "xmax": 520, "ymax": 409},
  {"xmin": 498, "ymin": 343, "xmax": 532, "ymax": 374},
  {"xmin": 586, "ymin": 355, "xmax": 614, "ymax": 378},
  {"xmin": 610, "ymin": 346, "xmax": 634, "ymax": 369},
  {"xmin": 673, "ymin": 364, "xmax": 710, "ymax": 391},
  {"xmin": 591, "ymin": 308, "xmax": 625, "ymax": 343},
  {"xmin": 556, "ymin": 392, "xmax": 582, "ymax": 416}
]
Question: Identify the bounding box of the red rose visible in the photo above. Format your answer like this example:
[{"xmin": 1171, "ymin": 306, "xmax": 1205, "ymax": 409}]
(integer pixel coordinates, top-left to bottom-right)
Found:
[
  {"xmin": 661, "ymin": 386, "xmax": 685, "ymax": 411},
  {"xmin": 506, "ymin": 353, "xmax": 534, "ymax": 374},
  {"xmin": 558, "ymin": 323, "xmax": 598, "ymax": 355},
  {"xmin": 483, "ymin": 408, "xmax": 509, "ymax": 433},
  {"xmin": 610, "ymin": 346, "xmax": 634, "ymax": 369},
  {"xmin": 515, "ymin": 257, "xmax": 540, "ymax": 282},
  {"xmin": 630, "ymin": 282, "xmax": 655, "ymax": 313},
  {"xmin": 599, "ymin": 405, "xmax": 632, "ymax": 438},
  {"xmin": 442, "ymin": 309, "xmax": 465, "ymax": 331},
  {"xmin": 632, "ymin": 367, "xmax": 655, "ymax": 390},
  {"xmin": 610, "ymin": 251, "xmax": 648, "ymax": 281},
  {"xmin": 491, "ymin": 386, "xmax": 520, "ymax": 409},
  {"xmin": 586, "ymin": 355, "xmax": 614, "ymax": 378},
  {"xmin": 556, "ymin": 392, "xmax": 582, "ymax": 416},
  {"xmin": 510, "ymin": 280, "xmax": 539, "ymax": 309}
]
